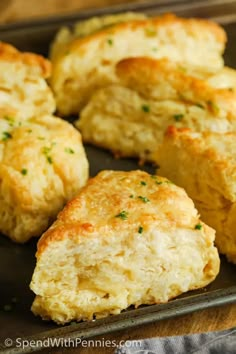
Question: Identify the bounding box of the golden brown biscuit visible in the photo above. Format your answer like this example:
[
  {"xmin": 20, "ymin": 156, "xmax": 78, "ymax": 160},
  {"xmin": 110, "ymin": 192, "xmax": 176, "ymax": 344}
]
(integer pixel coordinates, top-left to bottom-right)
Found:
[
  {"xmin": 157, "ymin": 126, "xmax": 236, "ymax": 263},
  {"xmin": 30, "ymin": 170, "xmax": 219, "ymax": 324},
  {"xmin": 0, "ymin": 109, "xmax": 88, "ymax": 243},
  {"xmin": 77, "ymin": 57, "xmax": 236, "ymax": 162},
  {"xmin": 50, "ymin": 13, "xmax": 226, "ymax": 115},
  {"xmin": 50, "ymin": 12, "xmax": 148, "ymax": 60},
  {"xmin": 0, "ymin": 42, "xmax": 55, "ymax": 118}
]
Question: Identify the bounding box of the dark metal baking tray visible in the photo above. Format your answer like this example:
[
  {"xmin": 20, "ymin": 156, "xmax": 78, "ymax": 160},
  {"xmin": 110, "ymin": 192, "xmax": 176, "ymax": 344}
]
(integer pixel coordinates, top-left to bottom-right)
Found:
[{"xmin": 0, "ymin": 0, "xmax": 236, "ymax": 352}]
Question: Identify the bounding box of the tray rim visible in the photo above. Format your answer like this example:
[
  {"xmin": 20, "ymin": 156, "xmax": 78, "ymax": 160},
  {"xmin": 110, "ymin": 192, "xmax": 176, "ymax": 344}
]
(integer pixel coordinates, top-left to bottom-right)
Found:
[
  {"xmin": 0, "ymin": 0, "xmax": 236, "ymax": 32},
  {"xmin": 1, "ymin": 286, "xmax": 236, "ymax": 353}
]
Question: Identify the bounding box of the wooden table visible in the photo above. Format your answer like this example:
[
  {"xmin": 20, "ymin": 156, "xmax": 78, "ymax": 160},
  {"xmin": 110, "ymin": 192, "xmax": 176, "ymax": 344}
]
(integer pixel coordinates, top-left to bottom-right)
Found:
[{"xmin": 0, "ymin": 1, "xmax": 235, "ymax": 353}]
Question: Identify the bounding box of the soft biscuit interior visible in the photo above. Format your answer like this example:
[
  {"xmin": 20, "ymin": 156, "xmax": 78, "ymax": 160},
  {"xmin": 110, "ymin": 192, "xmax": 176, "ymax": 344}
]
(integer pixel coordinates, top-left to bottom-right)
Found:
[{"xmin": 30, "ymin": 170, "xmax": 220, "ymax": 324}]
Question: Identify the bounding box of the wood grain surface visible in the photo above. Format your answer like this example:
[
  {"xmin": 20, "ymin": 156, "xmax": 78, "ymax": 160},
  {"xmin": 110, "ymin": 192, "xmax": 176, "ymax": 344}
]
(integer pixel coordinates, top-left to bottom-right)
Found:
[
  {"xmin": 36, "ymin": 304, "xmax": 236, "ymax": 353},
  {"xmin": 0, "ymin": 1, "xmax": 235, "ymax": 353}
]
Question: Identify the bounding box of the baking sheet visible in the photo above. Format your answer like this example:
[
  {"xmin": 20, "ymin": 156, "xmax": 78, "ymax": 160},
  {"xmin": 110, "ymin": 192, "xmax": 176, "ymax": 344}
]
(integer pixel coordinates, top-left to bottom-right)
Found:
[{"xmin": 0, "ymin": 0, "xmax": 235, "ymax": 352}]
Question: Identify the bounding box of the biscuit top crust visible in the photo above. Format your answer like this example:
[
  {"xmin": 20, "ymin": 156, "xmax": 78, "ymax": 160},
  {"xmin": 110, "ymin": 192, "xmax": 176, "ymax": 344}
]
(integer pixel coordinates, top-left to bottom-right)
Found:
[
  {"xmin": 37, "ymin": 170, "xmax": 205, "ymax": 256},
  {"xmin": 116, "ymin": 57, "xmax": 236, "ymax": 117},
  {"xmin": 165, "ymin": 126, "xmax": 236, "ymax": 165},
  {"xmin": 0, "ymin": 107, "xmax": 86, "ymax": 213},
  {"xmin": 0, "ymin": 42, "xmax": 51, "ymax": 78},
  {"xmin": 67, "ymin": 13, "xmax": 226, "ymax": 52}
]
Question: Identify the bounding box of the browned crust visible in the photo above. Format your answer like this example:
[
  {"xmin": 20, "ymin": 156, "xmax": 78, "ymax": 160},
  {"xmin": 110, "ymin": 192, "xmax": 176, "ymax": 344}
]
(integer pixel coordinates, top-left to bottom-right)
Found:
[
  {"xmin": 64, "ymin": 13, "xmax": 226, "ymax": 54},
  {"xmin": 116, "ymin": 57, "xmax": 236, "ymax": 115},
  {"xmin": 164, "ymin": 126, "xmax": 234, "ymax": 172},
  {"xmin": 0, "ymin": 42, "xmax": 51, "ymax": 78},
  {"xmin": 36, "ymin": 170, "xmax": 201, "ymax": 257}
]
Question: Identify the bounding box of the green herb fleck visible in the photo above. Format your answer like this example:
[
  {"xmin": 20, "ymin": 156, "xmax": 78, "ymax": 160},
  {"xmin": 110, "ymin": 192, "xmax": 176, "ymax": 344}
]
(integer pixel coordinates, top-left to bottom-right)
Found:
[
  {"xmin": 42, "ymin": 145, "xmax": 54, "ymax": 164},
  {"xmin": 195, "ymin": 103, "xmax": 205, "ymax": 109},
  {"xmin": 173, "ymin": 113, "xmax": 184, "ymax": 122},
  {"xmin": 42, "ymin": 146, "xmax": 51, "ymax": 154},
  {"xmin": 3, "ymin": 304, "xmax": 12, "ymax": 312},
  {"xmin": 140, "ymin": 181, "xmax": 147, "ymax": 186},
  {"xmin": 178, "ymin": 65, "xmax": 187, "ymax": 73},
  {"xmin": 47, "ymin": 156, "xmax": 53, "ymax": 164},
  {"xmin": 207, "ymin": 100, "xmax": 219, "ymax": 114},
  {"xmin": 115, "ymin": 210, "xmax": 128, "ymax": 220},
  {"xmin": 142, "ymin": 104, "xmax": 150, "ymax": 113},
  {"xmin": 195, "ymin": 223, "xmax": 202, "ymax": 230},
  {"xmin": 4, "ymin": 116, "xmax": 15, "ymax": 126},
  {"xmin": 129, "ymin": 194, "xmax": 134, "ymax": 198},
  {"xmin": 107, "ymin": 38, "xmax": 113, "ymax": 46},
  {"xmin": 21, "ymin": 168, "xmax": 28, "ymax": 176},
  {"xmin": 145, "ymin": 28, "xmax": 156, "ymax": 37},
  {"xmin": 65, "ymin": 147, "xmax": 75, "ymax": 154},
  {"xmin": 138, "ymin": 226, "xmax": 143, "ymax": 234},
  {"xmin": 152, "ymin": 47, "xmax": 158, "ymax": 52},
  {"xmin": 138, "ymin": 196, "xmax": 150, "ymax": 203},
  {"xmin": 27, "ymin": 129, "xmax": 32, "ymax": 133},
  {"xmin": 70, "ymin": 321, "xmax": 77, "ymax": 326},
  {"xmin": 2, "ymin": 131, "xmax": 12, "ymax": 141},
  {"xmin": 37, "ymin": 136, "xmax": 45, "ymax": 140},
  {"xmin": 155, "ymin": 180, "xmax": 163, "ymax": 185}
]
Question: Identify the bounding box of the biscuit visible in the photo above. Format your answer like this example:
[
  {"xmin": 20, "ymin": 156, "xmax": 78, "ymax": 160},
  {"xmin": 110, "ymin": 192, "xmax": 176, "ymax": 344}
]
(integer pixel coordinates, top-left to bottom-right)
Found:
[
  {"xmin": 157, "ymin": 127, "xmax": 236, "ymax": 263},
  {"xmin": 77, "ymin": 57, "xmax": 236, "ymax": 162},
  {"xmin": 0, "ymin": 109, "xmax": 88, "ymax": 243},
  {"xmin": 30, "ymin": 170, "xmax": 219, "ymax": 324},
  {"xmin": 0, "ymin": 42, "xmax": 55, "ymax": 118},
  {"xmin": 50, "ymin": 13, "xmax": 226, "ymax": 115}
]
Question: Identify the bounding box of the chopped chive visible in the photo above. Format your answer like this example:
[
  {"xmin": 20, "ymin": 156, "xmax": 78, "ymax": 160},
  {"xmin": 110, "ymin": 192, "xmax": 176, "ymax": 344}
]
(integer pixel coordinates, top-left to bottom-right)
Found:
[
  {"xmin": 138, "ymin": 196, "xmax": 150, "ymax": 203},
  {"xmin": 140, "ymin": 181, "xmax": 147, "ymax": 186},
  {"xmin": 142, "ymin": 104, "xmax": 150, "ymax": 113},
  {"xmin": 107, "ymin": 38, "xmax": 113, "ymax": 46},
  {"xmin": 37, "ymin": 137, "xmax": 45, "ymax": 140},
  {"xmin": 145, "ymin": 28, "xmax": 156, "ymax": 37},
  {"xmin": 65, "ymin": 147, "xmax": 75, "ymax": 154},
  {"xmin": 155, "ymin": 181, "xmax": 163, "ymax": 185},
  {"xmin": 195, "ymin": 223, "xmax": 202, "ymax": 230},
  {"xmin": 21, "ymin": 169, "xmax": 28, "ymax": 176},
  {"xmin": 27, "ymin": 129, "xmax": 32, "ymax": 133},
  {"xmin": 70, "ymin": 321, "xmax": 77, "ymax": 326},
  {"xmin": 195, "ymin": 103, "xmax": 205, "ymax": 109},
  {"xmin": 47, "ymin": 156, "xmax": 53, "ymax": 164},
  {"xmin": 4, "ymin": 116, "xmax": 15, "ymax": 126},
  {"xmin": 42, "ymin": 145, "xmax": 54, "ymax": 164},
  {"xmin": 115, "ymin": 210, "xmax": 128, "ymax": 220},
  {"xmin": 173, "ymin": 113, "xmax": 184, "ymax": 122},
  {"xmin": 2, "ymin": 131, "xmax": 12, "ymax": 141},
  {"xmin": 138, "ymin": 226, "xmax": 143, "ymax": 234},
  {"xmin": 129, "ymin": 194, "xmax": 134, "ymax": 198},
  {"xmin": 207, "ymin": 100, "xmax": 219, "ymax": 114}
]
